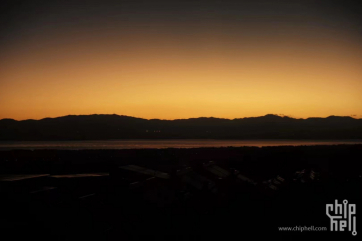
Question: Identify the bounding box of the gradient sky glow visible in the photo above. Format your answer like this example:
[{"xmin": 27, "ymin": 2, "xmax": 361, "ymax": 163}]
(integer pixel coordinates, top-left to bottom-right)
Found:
[{"xmin": 1, "ymin": 0, "xmax": 361, "ymax": 120}]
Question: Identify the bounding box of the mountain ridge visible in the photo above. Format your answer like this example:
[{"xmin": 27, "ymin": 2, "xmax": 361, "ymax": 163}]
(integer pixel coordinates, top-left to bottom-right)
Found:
[
  {"xmin": 1, "ymin": 114, "xmax": 362, "ymax": 140},
  {"xmin": 1, "ymin": 113, "xmax": 361, "ymax": 122}
]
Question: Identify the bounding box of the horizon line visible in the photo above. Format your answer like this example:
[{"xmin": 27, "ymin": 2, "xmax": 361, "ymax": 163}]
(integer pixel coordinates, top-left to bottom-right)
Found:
[{"xmin": 1, "ymin": 113, "xmax": 361, "ymax": 122}]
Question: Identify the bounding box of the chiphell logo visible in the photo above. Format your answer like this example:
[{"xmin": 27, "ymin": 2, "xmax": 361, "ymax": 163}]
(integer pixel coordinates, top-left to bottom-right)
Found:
[{"xmin": 326, "ymin": 200, "xmax": 357, "ymax": 236}]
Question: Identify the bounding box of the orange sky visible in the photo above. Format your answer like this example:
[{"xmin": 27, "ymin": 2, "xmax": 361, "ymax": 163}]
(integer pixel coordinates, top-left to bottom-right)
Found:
[{"xmin": 1, "ymin": 11, "xmax": 362, "ymax": 120}]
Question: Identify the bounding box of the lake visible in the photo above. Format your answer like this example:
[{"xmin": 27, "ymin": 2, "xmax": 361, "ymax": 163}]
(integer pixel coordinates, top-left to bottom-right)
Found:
[{"xmin": 0, "ymin": 139, "xmax": 362, "ymax": 150}]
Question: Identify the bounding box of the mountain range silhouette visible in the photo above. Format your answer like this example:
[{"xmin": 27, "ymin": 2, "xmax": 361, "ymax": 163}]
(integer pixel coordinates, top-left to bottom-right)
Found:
[{"xmin": 1, "ymin": 114, "xmax": 361, "ymax": 140}]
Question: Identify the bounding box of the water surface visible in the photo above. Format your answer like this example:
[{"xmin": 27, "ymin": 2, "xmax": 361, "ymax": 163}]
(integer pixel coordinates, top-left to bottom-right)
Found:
[{"xmin": 0, "ymin": 139, "xmax": 361, "ymax": 150}]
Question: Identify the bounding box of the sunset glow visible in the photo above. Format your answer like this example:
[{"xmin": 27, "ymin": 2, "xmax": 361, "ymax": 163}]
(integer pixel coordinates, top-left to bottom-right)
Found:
[{"xmin": 1, "ymin": 1, "xmax": 361, "ymax": 120}]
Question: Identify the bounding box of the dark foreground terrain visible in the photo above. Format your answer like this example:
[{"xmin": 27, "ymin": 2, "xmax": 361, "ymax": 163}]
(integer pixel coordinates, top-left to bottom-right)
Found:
[{"xmin": 0, "ymin": 145, "xmax": 361, "ymax": 240}]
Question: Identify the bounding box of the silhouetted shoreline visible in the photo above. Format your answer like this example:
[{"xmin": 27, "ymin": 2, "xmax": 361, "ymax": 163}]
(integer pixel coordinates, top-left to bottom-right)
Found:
[
  {"xmin": 0, "ymin": 144, "xmax": 361, "ymax": 174},
  {"xmin": 1, "ymin": 139, "xmax": 362, "ymax": 150}
]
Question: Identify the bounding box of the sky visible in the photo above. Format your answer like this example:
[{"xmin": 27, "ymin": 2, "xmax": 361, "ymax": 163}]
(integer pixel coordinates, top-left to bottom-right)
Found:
[{"xmin": 1, "ymin": 0, "xmax": 361, "ymax": 120}]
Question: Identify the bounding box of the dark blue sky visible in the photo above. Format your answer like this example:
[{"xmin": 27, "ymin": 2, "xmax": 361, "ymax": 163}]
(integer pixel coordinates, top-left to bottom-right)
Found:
[{"xmin": 1, "ymin": 0, "xmax": 361, "ymax": 44}]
